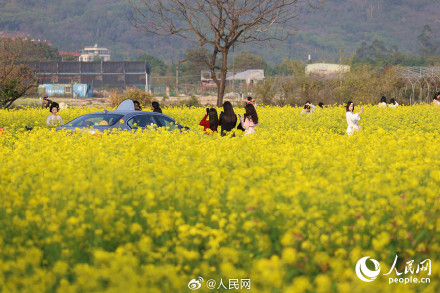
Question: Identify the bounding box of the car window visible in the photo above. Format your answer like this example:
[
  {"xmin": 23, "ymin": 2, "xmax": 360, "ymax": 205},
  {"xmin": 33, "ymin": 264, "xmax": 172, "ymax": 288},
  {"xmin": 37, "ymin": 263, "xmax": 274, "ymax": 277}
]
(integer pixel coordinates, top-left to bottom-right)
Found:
[
  {"xmin": 154, "ymin": 116, "xmax": 178, "ymax": 130},
  {"xmin": 127, "ymin": 115, "xmax": 158, "ymax": 129},
  {"xmin": 66, "ymin": 114, "xmax": 123, "ymax": 127}
]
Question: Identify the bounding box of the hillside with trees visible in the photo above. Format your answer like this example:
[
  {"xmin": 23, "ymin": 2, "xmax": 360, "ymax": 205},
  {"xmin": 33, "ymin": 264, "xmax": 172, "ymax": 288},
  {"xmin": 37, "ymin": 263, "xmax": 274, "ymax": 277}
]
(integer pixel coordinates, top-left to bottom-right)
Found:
[{"xmin": 0, "ymin": 0, "xmax": 439, "ymax": 64}]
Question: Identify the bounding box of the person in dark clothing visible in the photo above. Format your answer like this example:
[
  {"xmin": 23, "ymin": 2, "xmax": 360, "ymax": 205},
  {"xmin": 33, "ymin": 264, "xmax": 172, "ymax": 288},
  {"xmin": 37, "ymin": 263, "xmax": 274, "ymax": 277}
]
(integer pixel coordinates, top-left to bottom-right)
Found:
[
  {"xmin": 133, "ymin": 100, "xmax": 142, "ymax": 111},
  {"xmin": 42, "ymin": 96, "xmax": 52, "ymax": 109},
  {"xmin": 219, "ymin": 101, "xmax": 237, "ymax": 136},
  {"xmin": 151, "ymin": 101, "xmax": 162, "ymax": 113}
]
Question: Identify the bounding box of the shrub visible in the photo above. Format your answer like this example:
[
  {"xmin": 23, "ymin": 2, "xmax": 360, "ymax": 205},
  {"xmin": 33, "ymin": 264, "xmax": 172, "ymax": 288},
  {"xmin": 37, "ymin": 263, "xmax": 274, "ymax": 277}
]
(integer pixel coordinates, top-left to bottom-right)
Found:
[{"xmin": 109, "ymin": 87, "xmax": 153, "ymax": 108}]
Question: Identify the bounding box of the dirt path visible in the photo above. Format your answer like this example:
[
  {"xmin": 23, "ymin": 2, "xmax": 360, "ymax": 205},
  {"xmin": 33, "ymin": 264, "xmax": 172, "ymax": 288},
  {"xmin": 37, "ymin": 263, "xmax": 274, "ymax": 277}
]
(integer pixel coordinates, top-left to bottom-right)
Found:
[{"xmin": 17, "ymin": 95, "xmax": 245, "ymax": 108}]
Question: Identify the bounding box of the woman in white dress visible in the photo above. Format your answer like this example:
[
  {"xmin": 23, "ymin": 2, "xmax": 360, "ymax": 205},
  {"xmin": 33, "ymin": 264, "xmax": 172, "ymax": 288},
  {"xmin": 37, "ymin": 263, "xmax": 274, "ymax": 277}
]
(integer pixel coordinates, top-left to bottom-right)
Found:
[
  {"xmin": 388, "ymin": 98, "xmax": 399, "ymax": 108},
  {"xmin": 346, "ymin": 101, "xmax": 363, "ymax": 135},
  {"xmin": 46, "ymin": 103, "xmax": 64, "ymax": 126},
  {"xmin": 378, "ymin": 96, "xmax": 387, "ymax": 107},
  {"xmin": 433, "ymin": 92, "xmax": 440, "ymax": 106}
]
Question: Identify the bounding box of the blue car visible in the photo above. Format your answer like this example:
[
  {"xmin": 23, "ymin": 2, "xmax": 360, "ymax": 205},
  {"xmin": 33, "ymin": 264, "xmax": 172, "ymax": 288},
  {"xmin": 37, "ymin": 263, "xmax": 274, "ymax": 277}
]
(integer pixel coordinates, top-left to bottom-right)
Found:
[{"xmin": 57, "ymin": 99, "xmax": 189, "ymax": 133}]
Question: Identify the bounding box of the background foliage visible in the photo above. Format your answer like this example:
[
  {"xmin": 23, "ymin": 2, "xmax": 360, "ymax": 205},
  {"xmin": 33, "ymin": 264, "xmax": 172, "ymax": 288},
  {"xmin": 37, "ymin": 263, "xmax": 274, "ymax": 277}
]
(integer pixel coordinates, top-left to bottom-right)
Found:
[{"xmin": 0, "ymin": 0, "xmax": 439, "ymax": 63}]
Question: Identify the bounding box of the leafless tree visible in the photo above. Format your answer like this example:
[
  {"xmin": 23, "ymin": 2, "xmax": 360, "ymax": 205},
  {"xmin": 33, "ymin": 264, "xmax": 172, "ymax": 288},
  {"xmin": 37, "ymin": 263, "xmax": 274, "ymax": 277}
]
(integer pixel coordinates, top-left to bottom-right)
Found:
[
  {"xmin": 0, "ymin": 38, "xmax": 38, "ymax": 109},
  {"xmin": 129, "ymin": 0, "xmax": 317, "ymax": 106}
]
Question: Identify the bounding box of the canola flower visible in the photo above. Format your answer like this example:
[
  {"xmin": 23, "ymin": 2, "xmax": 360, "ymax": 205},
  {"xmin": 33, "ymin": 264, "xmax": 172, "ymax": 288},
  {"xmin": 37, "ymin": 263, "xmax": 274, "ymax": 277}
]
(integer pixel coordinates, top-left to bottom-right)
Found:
[{"xmin": 0, "ymin": 104, "xmax": 439, "ymax": 292}]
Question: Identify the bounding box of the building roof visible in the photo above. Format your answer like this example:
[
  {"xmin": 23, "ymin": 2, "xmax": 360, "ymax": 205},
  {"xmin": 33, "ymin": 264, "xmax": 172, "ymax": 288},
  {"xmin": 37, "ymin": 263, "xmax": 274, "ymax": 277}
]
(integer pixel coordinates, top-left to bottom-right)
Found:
[
  {"xmin": 59, "ymin": 51, "xmax": 81, "ymax": 56},
  {"xmin": 226, "ymin": 69, "xmax": 265, "ymax": 80},
  {"xmin": 32, "ymin": 39, "xmax": 53, "ymax": 46}
]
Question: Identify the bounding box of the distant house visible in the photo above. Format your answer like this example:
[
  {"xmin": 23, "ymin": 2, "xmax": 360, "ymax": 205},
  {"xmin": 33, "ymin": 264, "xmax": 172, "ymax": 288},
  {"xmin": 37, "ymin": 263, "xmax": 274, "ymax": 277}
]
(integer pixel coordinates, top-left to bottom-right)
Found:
[
  {"xmin": 226, "ymin": 69, "xmax": 265, "ymax": 85},
  {"xmin": 58, "ymin": 51, "xmax": 81, "ymax": 61},
  {"xmin": 32, "ymin": 39, "xmax": 53, "ymax": 46},
  {"xmin": 79, "ymin": 44, "xmax": 110, "ymax": 62},
  {"xmin": 200, "ymin": 69, "xmax": 265, "ymax": 86},
  {"xmin": 305, "ymin": 63, "xmax": 350, "ymax": 78}
]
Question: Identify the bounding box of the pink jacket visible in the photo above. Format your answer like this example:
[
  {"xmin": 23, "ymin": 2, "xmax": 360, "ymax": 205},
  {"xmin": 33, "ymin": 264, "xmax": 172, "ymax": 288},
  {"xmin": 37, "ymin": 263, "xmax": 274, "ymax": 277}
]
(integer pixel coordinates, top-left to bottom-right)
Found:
[{"xmin": 240, "ymin": 115, "xmax": 258, "ymax": 134}]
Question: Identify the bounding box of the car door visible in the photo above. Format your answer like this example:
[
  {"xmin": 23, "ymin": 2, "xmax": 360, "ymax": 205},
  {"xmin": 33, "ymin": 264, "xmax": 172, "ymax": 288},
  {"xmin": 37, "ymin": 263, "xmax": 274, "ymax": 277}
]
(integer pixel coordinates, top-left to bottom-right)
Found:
[
  {"xmin": 126, "ymin": 114, "xmax": 159, "ymax": 130},
  {"xmin": 154, "ymin": 115, "xmax": 179, "ymax": 131}
]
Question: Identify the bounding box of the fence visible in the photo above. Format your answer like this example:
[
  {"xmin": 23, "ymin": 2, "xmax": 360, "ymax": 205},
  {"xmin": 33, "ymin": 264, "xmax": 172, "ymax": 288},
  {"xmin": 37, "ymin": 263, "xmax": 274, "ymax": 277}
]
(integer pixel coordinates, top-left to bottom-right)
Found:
[
  {"xmin": 28, "ymin": 61, "xmax": 151, "ymax": 91},
  {"xmin": 396, "ymin": 66, "xmax": 440, "ymax": 104}
]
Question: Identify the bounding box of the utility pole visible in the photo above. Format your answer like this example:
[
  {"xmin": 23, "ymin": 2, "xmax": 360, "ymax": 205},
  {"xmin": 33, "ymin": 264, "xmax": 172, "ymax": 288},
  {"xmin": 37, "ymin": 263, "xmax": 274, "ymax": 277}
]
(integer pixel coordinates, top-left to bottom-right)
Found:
[
  {"xmin": 176, "ymin": 65, "xmax": 179, "ymax": 95},
  {"xmin": 232, "ymin": 45, "xmax": 235, "ymax": 98}
]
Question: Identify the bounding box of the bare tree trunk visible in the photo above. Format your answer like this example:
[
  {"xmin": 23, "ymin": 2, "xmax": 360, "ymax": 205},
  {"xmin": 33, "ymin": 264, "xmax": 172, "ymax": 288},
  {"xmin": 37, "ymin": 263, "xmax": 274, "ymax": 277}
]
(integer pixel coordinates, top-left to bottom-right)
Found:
[{"xmin": 217, "ymin": 50, "xmax": 229, "ymax": 107}]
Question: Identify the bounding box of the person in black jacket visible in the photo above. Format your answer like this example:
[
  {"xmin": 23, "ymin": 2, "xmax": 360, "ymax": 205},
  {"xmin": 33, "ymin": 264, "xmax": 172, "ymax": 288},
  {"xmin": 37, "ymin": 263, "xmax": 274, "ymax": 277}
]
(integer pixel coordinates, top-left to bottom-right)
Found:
[
  {"xmin": 151, "ymin": 101, "xmax": 162, "ymax": 113},
  {"xmin": 42, "ymin": 96, "xmax": 52, "ymax": 109},
  {"xmin": 219, "ymin": 101, "xmax": 237, "ymax": 136}
]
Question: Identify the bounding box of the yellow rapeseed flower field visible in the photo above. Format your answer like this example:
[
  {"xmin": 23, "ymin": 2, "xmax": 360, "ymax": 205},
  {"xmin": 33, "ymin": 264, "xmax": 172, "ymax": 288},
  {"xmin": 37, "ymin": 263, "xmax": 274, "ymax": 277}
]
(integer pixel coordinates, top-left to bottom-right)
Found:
[{"xmin": 0, "ymin": 105, "xmax": 439, "ymax": 292}]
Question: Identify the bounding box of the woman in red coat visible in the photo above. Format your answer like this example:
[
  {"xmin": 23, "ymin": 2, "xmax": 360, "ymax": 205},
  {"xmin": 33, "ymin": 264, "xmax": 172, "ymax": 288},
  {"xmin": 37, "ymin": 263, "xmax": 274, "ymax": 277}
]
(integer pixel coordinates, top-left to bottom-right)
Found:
[{"xmin": 200, "ymin": 108, "xmax": 219, "ymax": 134}]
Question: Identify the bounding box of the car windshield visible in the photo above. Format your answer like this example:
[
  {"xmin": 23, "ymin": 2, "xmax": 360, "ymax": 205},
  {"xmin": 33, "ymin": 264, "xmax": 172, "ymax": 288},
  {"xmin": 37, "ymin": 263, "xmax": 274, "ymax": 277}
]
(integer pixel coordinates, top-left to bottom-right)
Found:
[{"xmin": 66, "ymin": 114, "xmax": 124, "ymax": 127}]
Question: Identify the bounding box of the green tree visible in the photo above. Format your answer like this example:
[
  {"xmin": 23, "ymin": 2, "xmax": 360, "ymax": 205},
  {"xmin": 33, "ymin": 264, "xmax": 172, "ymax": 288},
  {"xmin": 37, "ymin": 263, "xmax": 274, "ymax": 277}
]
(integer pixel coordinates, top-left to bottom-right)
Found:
[
  {"xmin": 136, "ymin": 54, "xmax": 167, "ymax": 75},
  {"xmin": 232, "ymin": 50, "xmax": 269, "ymax": 72}
]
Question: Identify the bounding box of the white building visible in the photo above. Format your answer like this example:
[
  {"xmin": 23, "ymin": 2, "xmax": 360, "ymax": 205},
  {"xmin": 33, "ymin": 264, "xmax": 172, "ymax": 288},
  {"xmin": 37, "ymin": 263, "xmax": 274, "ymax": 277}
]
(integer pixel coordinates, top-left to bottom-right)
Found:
[
  {"xmin": 305, "ymin": 63, "xmax": 350, "ymax": 75},
  {"xmin": 79, "ymin": 44, "xmax": 111, "ymax": 62},
  {"xmin": 226, "ymin": 69, "xmax": 265, "ymax": 84}
]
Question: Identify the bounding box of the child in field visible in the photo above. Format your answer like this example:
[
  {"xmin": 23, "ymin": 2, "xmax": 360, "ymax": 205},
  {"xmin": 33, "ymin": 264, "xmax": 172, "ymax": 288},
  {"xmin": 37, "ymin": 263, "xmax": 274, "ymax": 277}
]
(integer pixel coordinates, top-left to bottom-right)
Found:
[
  {"xmin": 46, "ymin": 103, "xmax": 64, "ymax": 126},
  {"xmin": 346, "ymin": 101, "xmax": 363, "ymax": 135},
  {"xmin": 200, "ymin": 108, "xmax": 219, "ymax": 134}
]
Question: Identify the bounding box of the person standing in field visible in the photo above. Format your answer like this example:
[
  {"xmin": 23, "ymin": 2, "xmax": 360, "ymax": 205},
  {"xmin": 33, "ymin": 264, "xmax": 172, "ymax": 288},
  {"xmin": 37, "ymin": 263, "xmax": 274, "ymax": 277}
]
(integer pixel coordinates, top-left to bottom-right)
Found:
[
  {"xmin": 433, "ymin": 92, "xmax": 440, "ymax": 106},
  {"xmin": 151, "ymin": 101, "xmax": 162, "ymax": 113},
  {"xmin": 246, "ymin": 96, "xmax": 256, "ymax": 107},
  {"xmin": 219, "ymin": 101, "xmax": 237, "ymax": 136},
  {"xmin": 379, "ymin": 96, "xmax": 387, "ymax": 107},
  {"xmin": 346, "ymin": 101, "xmax": 363, "ymax": 135},
  {"xmin": 46, "ymin": 102, "xmax": 64, "ymax": 126},
  {"xmin": 388, "ymin": 98, "xmax": 399, "ymax": 108},
  {"xmin": 239, "ymin": 103, "xmax": 259, "ymax": 135},
  {"xmin": 301, "ymin": 101, "xmax": 317, "ymax": 115},
  {"xmin": 134, "ymin": 100, "xmax": 142, "ymax": 111},
  {"xmin": 199, "ymin": 108, "xmax": 219, "ymax": 134},
  {"xmin": 42, "ymin": 96, "xmax": 52, "ymax": 109}
]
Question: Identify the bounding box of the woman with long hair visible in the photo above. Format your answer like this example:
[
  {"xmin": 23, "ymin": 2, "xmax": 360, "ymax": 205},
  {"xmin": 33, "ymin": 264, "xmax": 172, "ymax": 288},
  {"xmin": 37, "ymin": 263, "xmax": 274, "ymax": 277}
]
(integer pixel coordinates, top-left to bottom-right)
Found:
[
  {"xmin": 239, "ymin": 103, "xmax": 259, "ymax": 135},
  {"xmin": 219, "ymin": 101, "xmax": 237, "ymax": 136},
  {"xmin": 134, "ymin": 100, "xmax": 142, "ymax": 111},
  {"xmin": 151, "ymin": 101, "xmax": 162, "ymax": 113},
  {"xmin": 379, "ymin": 96, "xmax": 387, "ymax": 107},
  {"xmin": 199, "ymin": 108, "xmax": 219, "ymax": 134},
  {"xmin": 346, "ymin": 101, "xmax": 363, "ymax": 135}
]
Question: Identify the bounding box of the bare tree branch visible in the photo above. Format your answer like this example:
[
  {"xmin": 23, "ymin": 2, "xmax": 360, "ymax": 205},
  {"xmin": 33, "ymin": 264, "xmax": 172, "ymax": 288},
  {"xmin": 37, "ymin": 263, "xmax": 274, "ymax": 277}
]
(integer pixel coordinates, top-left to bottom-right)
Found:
[{"xmin": 128, "ymin": 0, "xmax": 317, "ymax": 106}]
